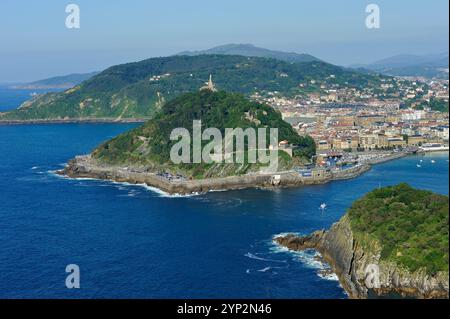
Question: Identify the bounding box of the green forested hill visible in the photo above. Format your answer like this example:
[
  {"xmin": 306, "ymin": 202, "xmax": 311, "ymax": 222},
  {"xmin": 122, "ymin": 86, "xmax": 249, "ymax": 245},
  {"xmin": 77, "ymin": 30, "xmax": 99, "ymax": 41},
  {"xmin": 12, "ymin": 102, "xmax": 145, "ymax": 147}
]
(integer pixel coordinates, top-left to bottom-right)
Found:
[
  {"xmin": 92, "ymin": 90, "xmax": 316, "ymax": 178},
  {"xmin": 1, "ymin": 55, "xmax": 386, "ymax": 121},
  {"xmin": 11, "ymin": 72, "xmax": 99, "ymax": 90},
  {"xmin": 348, "ymin": 183, "xmax": 449, "ymax": 274}
]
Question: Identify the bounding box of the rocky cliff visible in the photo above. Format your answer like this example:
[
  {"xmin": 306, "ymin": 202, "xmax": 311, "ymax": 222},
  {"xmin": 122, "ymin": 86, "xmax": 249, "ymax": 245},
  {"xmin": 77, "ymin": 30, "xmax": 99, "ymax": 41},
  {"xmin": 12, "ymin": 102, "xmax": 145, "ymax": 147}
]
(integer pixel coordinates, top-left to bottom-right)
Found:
[{"xmin": 275, "ymin": 215, "xmax": 449, "ymax": 299}]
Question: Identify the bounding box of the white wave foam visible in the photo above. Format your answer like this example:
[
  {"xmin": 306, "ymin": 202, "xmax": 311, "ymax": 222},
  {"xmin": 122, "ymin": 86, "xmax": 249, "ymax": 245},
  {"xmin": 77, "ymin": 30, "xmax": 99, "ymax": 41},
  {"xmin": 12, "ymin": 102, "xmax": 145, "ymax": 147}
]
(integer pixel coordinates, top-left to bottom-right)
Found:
[
  {"xmin": 48, "ymin": 170, "xmax": 98, "ymax": 181},
  {"xmin": 269, "ymin": 233, "xmax": 303, "ymax": 254},
  {"xmin": 244, "ymin": 252, "xmax": 286, "ymax": 263},
  {"xmin": 272, "ymin": 232, "xmax": 302, "ymax": 239},
  {"xmin": 257, "ymin": 267, "xmax": 272, "ymax": 272},
  {"xmin": 297, "ymin": 250, "xmax": 325, "ymax": 269},
  {"xmin": 318, "ymin": 272, "xmax": 339, "ymax": 281},
  {"xmin": 107, "ymin": 181, "xmax": 197, "ymax": 198},
  {"xmin": 47, "ymin": 170, "xmax": 65, "ymax": 178},
  {"xmin": 72, "ymin": 177, "xmax": 99, "ymax": 181},
  {"xmin": 269, "ymin": 244, "xmax": 290, "ymax": 254},
  {"xmin": 270, "ymin": 235, "xmax": 339, "ymax": 282},
  {"xmin": 135, "ymin": 183, "xmax": 201, "ymax": 198},
  {"xmin": 209, "ymin": 189, "xmax": 228, "ymax": 193},
  {"xmin": 51, "ymin": 172, "xmax": 202, "ymax": 198}
]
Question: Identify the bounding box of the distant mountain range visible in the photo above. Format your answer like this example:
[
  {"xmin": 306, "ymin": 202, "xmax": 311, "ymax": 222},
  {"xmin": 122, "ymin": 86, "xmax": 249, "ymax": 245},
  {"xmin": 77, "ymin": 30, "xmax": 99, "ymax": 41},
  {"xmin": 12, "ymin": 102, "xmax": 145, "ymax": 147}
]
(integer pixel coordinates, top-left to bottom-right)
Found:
[
  {"xmin": 9, "ymin": 44, "xmax": 321, "ymax": 90},
  {"xmin": 11, "ymin": 72, "xmax": 99, "ymax": 90},
  {"xmin": 178, "ymin": 44, "xmax": 322, "ymax": 64},
  {"xmin": 352, "ymin": 52, "xmax": 449, "ymax": 79}
]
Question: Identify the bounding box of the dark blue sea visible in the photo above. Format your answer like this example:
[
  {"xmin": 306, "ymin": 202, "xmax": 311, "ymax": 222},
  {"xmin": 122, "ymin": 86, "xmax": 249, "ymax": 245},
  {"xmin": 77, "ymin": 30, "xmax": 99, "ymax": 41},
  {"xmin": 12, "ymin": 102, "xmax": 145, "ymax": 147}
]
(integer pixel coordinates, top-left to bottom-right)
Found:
[{"xmin": 0, "ymin": 122, "xmax": 448, "ymax": 299}]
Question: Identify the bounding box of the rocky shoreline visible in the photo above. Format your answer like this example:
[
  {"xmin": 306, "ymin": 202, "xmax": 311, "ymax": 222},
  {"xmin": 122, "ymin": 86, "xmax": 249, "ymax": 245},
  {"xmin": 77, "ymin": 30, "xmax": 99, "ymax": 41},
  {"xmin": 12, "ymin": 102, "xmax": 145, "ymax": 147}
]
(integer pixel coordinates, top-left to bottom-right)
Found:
[
  {"xmin": 59, "ymin": 150, "xmax": 408, "ymax": 195},
  {"xmin": 275, "ymin": 215, "xmax": 449, "ymax": 299},
  {"xmin": 59, "ymin": 155, "xmax": 373, "ymax": 195}
]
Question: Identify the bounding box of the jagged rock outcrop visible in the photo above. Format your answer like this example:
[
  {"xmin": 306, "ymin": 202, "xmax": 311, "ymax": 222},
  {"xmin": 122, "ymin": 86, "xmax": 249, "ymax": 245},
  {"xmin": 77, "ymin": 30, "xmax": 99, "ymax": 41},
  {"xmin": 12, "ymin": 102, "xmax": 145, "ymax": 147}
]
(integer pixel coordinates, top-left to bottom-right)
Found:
[{"xmin": 275, "ymin": 215, "xmax": 449, "ymax": 299}]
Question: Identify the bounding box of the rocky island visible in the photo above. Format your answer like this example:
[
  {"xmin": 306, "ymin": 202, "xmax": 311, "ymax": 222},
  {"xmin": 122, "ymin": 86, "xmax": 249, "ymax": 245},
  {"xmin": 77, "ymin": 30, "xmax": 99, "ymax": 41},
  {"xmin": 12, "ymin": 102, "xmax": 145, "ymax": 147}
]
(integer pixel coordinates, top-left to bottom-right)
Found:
[{"xmin": 276, "ymin": 183, "xmax": 449, "ymax": 299}]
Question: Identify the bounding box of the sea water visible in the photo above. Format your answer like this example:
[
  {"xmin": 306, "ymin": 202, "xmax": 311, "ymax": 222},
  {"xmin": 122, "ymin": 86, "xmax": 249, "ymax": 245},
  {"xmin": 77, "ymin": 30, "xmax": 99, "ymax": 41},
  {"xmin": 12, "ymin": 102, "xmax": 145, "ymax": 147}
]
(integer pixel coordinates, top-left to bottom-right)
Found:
[
  {"xmin": 0, "ymin": 85, "xmax": 63, "ymax": 112},
  {"xmin": 0, "ymin": 123, "xmax": 448, "ymax": 298}
]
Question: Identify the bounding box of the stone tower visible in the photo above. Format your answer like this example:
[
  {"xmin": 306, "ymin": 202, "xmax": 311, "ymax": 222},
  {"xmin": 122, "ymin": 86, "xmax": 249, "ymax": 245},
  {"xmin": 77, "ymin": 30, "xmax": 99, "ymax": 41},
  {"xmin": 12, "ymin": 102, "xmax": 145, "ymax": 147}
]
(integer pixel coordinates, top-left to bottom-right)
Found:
[{"xmin": 200, "ymin": 74, "xmax": 217, "ymax": 92}]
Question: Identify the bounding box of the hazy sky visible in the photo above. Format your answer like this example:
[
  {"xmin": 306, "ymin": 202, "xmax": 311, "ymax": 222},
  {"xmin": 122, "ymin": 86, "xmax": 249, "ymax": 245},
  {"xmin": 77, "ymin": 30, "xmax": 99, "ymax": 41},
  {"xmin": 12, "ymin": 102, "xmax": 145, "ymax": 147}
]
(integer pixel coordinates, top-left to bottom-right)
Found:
[{"xmin": 0, "ymin": 0, "xmax": 448, "ymax": 82}]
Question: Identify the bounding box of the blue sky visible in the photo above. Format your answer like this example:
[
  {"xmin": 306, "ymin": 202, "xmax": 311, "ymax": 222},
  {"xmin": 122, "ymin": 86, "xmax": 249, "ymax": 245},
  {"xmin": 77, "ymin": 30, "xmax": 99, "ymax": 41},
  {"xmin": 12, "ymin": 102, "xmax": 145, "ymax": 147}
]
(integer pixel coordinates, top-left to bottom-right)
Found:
[{"xmin": 0, "ymin": 0, "xmax": 448, "ymax": 82}]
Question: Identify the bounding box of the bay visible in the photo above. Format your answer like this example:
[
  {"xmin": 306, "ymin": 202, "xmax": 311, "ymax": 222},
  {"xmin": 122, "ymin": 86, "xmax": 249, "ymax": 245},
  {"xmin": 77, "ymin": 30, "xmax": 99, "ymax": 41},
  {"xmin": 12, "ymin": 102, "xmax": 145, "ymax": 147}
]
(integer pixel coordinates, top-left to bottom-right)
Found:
[{"xmin": 0, "ymin": 123, "xmax": 448, "ymax": 298}]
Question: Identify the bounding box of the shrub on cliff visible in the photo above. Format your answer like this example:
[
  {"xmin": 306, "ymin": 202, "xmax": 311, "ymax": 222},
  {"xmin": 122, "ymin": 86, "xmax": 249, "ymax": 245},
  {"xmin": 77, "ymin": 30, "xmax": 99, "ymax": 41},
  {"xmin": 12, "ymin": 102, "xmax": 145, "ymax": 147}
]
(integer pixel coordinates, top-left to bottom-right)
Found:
[{"xmin": 348, "ymin": 183, "xmax": 449, "ymax": 275}]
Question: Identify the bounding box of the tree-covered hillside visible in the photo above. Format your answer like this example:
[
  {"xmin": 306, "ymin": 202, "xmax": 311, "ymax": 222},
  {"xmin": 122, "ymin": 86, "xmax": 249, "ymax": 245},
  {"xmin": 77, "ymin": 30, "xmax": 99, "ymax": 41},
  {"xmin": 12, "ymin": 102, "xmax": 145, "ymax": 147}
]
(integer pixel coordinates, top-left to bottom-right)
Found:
[
  {"xmin": 92, "ymin": 90, "xmax": 316, "ymax": 178},
  {"xmin": 11, "ymin": 72, "xmax": 99, "ymax": 90},
  {"xmin": 348, "ymin": 183, "xmax": 449, "ymax": 275},
  {"xmin": 1, "ymin": 55, "xmax": 387, "ymax": 121}
]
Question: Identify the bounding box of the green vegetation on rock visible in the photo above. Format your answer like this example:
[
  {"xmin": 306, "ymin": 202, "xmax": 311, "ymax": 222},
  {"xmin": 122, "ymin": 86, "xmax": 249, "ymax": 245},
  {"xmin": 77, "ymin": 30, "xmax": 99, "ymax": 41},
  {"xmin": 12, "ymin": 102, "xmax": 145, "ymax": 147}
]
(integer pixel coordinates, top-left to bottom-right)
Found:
[
  {"xmin": 348, "ymin": 183, "xmax": 449, "ymax": 274},
  {"xmin": 92, "ymin": 90, "xmax": 316, "ymax": 178}
]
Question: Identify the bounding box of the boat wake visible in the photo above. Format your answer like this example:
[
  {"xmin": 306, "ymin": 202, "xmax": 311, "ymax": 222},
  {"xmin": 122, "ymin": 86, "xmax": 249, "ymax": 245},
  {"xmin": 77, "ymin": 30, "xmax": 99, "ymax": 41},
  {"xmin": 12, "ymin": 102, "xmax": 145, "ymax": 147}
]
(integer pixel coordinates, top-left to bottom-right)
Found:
[{"xmin": 244, "ymin": 252, "xmax": 287, "ymax": 263}]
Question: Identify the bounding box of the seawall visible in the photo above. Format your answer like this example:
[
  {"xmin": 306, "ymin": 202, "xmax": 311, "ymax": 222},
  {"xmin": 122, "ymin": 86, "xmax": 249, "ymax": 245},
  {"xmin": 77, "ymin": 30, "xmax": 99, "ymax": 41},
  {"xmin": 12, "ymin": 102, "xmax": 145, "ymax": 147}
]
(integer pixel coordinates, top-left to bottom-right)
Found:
[{"xmin": 60, "ymin": 155, "xmax": 371, "ymax": 195}]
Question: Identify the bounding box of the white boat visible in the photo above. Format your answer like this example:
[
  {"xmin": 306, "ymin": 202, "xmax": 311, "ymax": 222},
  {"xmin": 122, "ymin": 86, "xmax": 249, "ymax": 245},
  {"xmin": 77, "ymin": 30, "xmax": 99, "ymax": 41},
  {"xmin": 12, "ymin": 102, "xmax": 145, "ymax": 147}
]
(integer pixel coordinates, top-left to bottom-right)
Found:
[
  {"xmin": 419, "ymin": 143, "xmax": 449, "ymax": 152},
  {"xmin": 431, "ymin": 160, "xmax": 436, "ymax": 164},
  {"xmin": 319, "ymin": 203, "xmax": 327, "ymax": 212},
  {"xmin": 416, "ymin": 164, "xmax": 422, "ymax": 168}
]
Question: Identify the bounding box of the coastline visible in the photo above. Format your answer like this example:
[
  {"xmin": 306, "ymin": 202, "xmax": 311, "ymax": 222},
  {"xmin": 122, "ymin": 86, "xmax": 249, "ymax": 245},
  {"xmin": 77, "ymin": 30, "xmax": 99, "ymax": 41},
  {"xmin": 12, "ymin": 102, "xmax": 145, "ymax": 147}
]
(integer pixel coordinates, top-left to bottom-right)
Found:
[
  {"xmin": 0, "ymin": 118, "xmax": 147, "ymax": 125},
  {"xmin": 274, "ymin": 215, "xmax": 449, "ymax": 299},
  {"xmin": 59, "ymin": 152, "xmax": 408, "ymax": 195}
]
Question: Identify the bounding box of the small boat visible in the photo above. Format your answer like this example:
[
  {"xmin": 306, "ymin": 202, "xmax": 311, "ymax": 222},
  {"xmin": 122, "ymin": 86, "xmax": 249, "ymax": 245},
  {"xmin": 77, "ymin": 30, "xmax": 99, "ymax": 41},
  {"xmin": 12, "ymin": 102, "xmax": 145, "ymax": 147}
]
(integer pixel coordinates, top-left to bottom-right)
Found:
[
  {"xmin": 419, "ymin": 160, "xmax": 423, "ymax": 163},
  {"xmin": 431, "ymin": 160, "xmax": 436, "ymax": 164},
  {"xmin": 319, "ymin": 203, "xmax": 327, "ymax": 212},
  {"xmin": 416, "ymin": 164, "xmax": 422, "ymax": 168}
]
